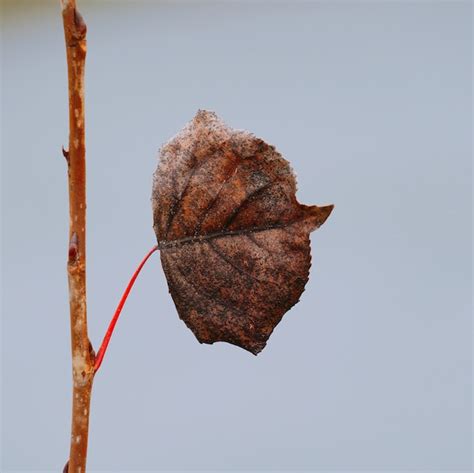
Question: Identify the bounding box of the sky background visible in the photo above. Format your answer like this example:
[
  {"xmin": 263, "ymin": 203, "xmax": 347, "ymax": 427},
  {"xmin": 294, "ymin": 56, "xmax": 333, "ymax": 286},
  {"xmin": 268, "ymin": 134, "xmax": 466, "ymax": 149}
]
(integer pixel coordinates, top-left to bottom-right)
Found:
[{"xmin": 1, "ymin": 1, "xmax": 472, "ymax": 471}]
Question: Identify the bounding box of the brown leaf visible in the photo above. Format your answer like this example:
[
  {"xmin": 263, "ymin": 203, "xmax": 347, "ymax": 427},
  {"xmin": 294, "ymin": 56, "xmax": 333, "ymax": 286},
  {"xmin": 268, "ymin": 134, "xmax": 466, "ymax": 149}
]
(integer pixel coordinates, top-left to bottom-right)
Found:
[{"xmin": 152, "ymin": 110, "xmax": 333, "ymax": 354}]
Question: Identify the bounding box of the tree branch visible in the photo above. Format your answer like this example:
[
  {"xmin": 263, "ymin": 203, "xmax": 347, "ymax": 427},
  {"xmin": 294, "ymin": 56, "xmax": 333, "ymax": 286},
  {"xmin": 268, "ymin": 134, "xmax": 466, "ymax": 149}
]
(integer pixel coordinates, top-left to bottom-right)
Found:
[{"xmin": 61, "ymin": 1, "xmax": 94, "ymax": 471}]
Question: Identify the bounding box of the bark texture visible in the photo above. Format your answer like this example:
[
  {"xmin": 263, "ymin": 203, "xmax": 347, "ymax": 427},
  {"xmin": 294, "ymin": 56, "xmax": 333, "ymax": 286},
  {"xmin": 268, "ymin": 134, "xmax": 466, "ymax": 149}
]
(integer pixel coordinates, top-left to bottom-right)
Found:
[
  {"xmin": 61, "ymin": 1, "xmax": 94, "ymax": 471},
  {"xmin": 152, "ymin": 111, "xmax": 333, "ymax": 354}
]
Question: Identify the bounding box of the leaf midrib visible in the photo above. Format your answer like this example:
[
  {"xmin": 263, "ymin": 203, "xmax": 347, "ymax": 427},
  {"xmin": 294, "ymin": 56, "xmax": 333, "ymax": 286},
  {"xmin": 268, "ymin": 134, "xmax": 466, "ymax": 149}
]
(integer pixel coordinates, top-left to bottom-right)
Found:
[{"xmin": 157, "ymin": 217, "xmax": 307, "ymax": 250}]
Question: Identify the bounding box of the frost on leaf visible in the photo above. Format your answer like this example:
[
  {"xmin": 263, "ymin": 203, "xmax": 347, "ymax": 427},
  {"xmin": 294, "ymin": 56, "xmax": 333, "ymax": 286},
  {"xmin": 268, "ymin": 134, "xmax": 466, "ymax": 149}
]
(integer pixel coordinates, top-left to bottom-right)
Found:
[{"xmin": 152, "ymin": 110, "xmax": 333, "ymax": 354}]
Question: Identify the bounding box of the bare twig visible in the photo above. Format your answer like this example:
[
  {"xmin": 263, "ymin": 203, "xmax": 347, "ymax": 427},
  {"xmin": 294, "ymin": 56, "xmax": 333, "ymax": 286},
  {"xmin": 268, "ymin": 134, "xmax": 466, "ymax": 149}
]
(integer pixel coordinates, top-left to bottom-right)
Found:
[{"xmin": 61, "ymin": 1, "xmax": 94, "ymax": 471}]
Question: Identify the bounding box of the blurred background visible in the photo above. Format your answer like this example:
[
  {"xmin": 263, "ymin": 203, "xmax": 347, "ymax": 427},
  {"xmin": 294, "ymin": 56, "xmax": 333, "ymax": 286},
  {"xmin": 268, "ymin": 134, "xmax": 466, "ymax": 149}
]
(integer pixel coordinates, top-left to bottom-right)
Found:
[{"xmin": 1, "ymin": 1, "xmax": 471, "ymax": 471}]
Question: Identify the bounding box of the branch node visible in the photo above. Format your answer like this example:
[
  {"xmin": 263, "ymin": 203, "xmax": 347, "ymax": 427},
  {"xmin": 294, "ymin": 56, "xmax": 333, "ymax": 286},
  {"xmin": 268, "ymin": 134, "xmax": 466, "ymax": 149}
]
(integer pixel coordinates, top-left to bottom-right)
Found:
[
  {"xmin": 62, "ymin": 146, "xmax": 70, "ymax": 164},
  {"xmin": 88, "ymin": 339, "xmax": 96, "ymax": 364},
  {"xmin": 73, "ymin": 8, "xmax": 87, "ymax": 39},
  {"xmin": 63, "ymin": 3, "xmax": 87, "ymax": 47},
  {"xmin": 68, "ymin": 232, "xmax": 79, "ymax": 263}
]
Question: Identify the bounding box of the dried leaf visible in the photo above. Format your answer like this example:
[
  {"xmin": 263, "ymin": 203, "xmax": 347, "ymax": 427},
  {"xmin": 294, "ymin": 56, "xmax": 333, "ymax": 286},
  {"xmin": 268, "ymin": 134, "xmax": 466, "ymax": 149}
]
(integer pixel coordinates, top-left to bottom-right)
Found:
[{"xmin": 152, "ymin": 110, "xmax": 333, "ymax": 354}]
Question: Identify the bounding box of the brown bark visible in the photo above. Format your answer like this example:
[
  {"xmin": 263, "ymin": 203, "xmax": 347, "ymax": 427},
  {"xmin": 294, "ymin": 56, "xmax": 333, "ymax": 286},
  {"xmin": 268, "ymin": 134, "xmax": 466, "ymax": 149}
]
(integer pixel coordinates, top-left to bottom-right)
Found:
[{"xmin": 61, "ymin": 1, "xmax": 95, "ymax": 471}]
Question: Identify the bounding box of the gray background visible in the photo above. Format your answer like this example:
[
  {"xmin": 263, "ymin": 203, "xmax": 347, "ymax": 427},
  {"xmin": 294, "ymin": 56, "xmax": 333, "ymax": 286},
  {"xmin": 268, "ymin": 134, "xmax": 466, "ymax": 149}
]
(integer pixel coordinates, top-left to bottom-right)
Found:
[{"xmin": 1, "ymin": 1, "xmax": 472, "ymax": 471}]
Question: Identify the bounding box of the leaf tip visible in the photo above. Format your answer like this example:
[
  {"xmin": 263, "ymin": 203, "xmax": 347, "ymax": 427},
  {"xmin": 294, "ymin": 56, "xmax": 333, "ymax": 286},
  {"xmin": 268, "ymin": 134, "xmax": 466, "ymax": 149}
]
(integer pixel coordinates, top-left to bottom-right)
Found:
[{"xmin": 304, "ymin": 204, "xmax": 334, "ymax": 231}]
